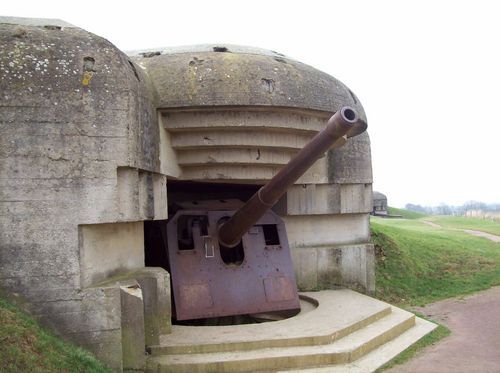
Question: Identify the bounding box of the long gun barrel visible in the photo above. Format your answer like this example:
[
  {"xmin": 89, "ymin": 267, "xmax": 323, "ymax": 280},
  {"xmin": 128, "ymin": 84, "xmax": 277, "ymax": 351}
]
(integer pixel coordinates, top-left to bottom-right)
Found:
[{"xmin": 218, "ymin": 106, "xmax": 365, "ymax": 248}]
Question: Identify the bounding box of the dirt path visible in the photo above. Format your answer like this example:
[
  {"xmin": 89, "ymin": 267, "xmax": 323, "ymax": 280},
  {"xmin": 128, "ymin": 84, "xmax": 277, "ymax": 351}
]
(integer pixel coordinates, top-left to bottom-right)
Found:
[
  {"xmin": 386, "ymin": 286, "xmax": 500, "ymax": 373},
  {"xmin": 422, "ymin": 220, "xmax": 500, "ymax": 243},
  {"xmin": 422, "ymin": 220, "xmax": 442, "ymax": 228},
  {"xmin": 462, "ymin": 229, "xmax": 500, "ymax": 242}
]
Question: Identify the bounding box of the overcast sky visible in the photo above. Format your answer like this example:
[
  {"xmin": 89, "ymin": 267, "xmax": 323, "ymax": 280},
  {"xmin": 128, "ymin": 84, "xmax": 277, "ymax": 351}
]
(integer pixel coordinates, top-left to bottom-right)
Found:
[{"xmin": 3, "ymin": 0, "xmax": 499, "ymax": 208}]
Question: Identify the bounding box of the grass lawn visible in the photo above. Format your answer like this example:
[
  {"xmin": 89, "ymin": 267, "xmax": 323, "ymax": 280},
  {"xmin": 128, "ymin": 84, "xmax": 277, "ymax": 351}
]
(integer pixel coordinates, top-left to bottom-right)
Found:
[
  {"xmin": 372, "ymin": 216, "xmax": 500, "ymax": 307},
  {"xmin": 0, "ymin": 297, "xmax": 111, "ymax": 373},
  {"xmin": 387, "ymin": 207, "xmax": 427, "ymax": 220},
  {"xmin": 424, "ymin": 215, "xmax": 500, "ymax": 236}
]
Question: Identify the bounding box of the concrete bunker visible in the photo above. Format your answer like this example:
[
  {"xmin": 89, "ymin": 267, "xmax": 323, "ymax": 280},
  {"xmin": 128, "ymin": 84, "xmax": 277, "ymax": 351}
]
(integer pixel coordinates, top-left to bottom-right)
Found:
[
  {"xmin": 372, "ymin": 191, "xmax": 388, "ymax": 216},
  {"xmin": 1, "ymin": 17, "xmax": 377, "ymax": 371}
]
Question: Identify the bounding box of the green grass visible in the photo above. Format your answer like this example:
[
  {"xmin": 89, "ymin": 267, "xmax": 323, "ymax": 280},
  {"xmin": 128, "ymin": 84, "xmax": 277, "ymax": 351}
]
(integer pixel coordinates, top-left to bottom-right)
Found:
[
  {"xmin": 425, "ymin": 215, "xmax": 500, "ymax": 236},
  {"xmin": 387, "ymin": 207, "xmax": 427, "ymax": 219},
  {"xmin": 0, "ymin": 297, "xmax": 111, "ymax": 373},
  {"xmin": 372, "ymin": 216, "xmax": 500, "ymax": 306}
]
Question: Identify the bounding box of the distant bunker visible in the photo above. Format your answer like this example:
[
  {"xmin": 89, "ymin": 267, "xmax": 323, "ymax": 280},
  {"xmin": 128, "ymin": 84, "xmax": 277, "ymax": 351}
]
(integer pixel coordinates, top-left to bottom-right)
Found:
[
  {"xmin": 372, "ymin": 191, "xmax": 388, "ymax": 215},
  {"xmin": 0, "ymin": 17, "xmax": 374, "ymax": 371}
]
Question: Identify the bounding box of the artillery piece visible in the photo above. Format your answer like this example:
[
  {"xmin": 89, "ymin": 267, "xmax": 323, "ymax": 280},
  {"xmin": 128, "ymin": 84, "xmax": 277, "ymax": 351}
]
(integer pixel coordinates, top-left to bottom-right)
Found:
[{"xmin": 166, "ymin": 107, "xmax": 367, "ymax": 320}]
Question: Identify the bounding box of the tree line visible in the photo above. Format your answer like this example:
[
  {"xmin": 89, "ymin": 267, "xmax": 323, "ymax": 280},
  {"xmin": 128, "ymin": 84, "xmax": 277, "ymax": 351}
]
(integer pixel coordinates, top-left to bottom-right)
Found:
[{"xmin": 405, "ymin": 201, "xmax": 500, "ymax": 216}]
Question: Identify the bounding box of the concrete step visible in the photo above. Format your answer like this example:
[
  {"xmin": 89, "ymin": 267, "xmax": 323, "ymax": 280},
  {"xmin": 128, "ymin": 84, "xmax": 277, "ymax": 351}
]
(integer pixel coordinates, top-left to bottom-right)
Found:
[
  {"xmin": 146, "ymin": 307, "xmax": 416, "ymax": 372},
  {"xmin": 148, "ymin": 290, "xmax": 391, "ymax": 355},
  {"xmin": 279, "ymin": 316, "xmax": 438, "ymax": 373}
]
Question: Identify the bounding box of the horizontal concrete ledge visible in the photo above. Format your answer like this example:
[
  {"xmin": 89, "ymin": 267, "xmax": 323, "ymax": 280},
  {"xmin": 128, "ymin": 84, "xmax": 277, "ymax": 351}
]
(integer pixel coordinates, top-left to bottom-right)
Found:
[
  {"xmin": 149, "ymin": 290, "xmax": 391, "ymax": 355},
  {"xmin": 148, "ymin": 309, "xmax": 414, "ymax": 372},
  {"xmin": 146, "ymin": 290, "xmax": 429, "ymax": 373},
  {"xmin": 279, "ymin": 317, "xmax": 438, "ymax": 372}
]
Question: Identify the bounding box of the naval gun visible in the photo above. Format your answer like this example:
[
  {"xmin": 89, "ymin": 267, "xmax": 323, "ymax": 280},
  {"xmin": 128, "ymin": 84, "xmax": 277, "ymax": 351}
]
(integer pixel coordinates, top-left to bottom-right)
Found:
[{"xmin": 166, "ymin": 107, "xmax": 366, "ymax": 320}]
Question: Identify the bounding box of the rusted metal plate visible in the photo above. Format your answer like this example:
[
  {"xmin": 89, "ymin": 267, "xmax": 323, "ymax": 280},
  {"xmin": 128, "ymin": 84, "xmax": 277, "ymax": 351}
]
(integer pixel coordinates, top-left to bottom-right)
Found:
[
  {"xmin": 178, "ymin": 283, "xmax": 213, "ymax": 310},
  {"xmin": 263, "ymin": 276, "xmax": 296, "ymax": 302},
  {"xmin": 167, "ymin": 206, "xmax": 300, "ymax": 320}
]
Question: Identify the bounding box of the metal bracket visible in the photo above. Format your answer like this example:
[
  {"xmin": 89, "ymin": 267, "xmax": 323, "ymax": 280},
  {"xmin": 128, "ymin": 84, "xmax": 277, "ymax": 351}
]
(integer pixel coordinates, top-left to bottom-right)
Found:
[{"xmin": 203, "ymin": 236, "xmax": 215, "ymax": 258}]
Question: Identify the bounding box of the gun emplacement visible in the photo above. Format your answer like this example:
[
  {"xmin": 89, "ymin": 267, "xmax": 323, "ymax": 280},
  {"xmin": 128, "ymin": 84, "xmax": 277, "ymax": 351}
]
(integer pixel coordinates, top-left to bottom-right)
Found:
[{"xmin": 218, "ymin": 106, "xmax": 365, "ymax": 248}]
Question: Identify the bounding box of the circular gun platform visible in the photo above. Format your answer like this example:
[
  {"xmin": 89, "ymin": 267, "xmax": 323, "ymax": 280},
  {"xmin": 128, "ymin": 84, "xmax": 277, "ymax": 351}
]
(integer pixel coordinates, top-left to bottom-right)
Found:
[{"xmin": 147, "ymin": 290, "xmax": 436, "ymax": 372}]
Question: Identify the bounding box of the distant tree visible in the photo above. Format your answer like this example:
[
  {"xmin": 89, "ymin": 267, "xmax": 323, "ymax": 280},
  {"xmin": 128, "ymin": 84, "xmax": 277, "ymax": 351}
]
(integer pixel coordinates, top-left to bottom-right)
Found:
[
  {"xmin": 405, "ymin": 200, "xmax": 500, "ymax": 216},
  {"xmin": 489, "ymin": 203, "xmax": 500, "ymax": 211},
  {"xmin": 436, "ymin": 203, "xmax": 452, "ymax": 215},
  {"xmin": 463, "ymin": 200, "xmax": 487, "ymax": 211},
  {"xmin": 405, "ymin": 203, "xmax": 427, "ymax": 213}
]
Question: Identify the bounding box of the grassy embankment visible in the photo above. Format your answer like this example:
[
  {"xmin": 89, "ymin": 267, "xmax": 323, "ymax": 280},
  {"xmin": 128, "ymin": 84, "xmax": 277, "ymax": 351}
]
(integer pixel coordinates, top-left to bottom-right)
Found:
[
  {"xmin": 373, "ymin": 210, "xmax": 500, "ymax": 371},
  {"xmin": 0, "ymin": 296, "xmax": 111, "ymax": 373},
  {"xmin": 387, "ymin": 206, "xmax": 427, "ymax": 220},
  {"xmin": 372, "ymin": 213, "xmax": 500, "ymax": 306}
]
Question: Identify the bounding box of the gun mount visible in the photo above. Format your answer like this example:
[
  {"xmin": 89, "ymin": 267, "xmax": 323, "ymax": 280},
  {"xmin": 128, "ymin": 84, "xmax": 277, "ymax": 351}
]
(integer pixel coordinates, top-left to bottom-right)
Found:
[
  {"xmin": 218, "ymin": 106, "xmax": 363, "ymax": 248},
  {"xmin": 166, "ymin": 107, "xmax": 366, "ymax": 321}
]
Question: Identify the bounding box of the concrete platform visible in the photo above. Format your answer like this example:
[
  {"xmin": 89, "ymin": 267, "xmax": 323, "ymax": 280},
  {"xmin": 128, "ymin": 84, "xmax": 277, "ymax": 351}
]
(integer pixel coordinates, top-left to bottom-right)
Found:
[{"xmin": 146, "ymin": 290, "xmax": 437, "ymax": 372}]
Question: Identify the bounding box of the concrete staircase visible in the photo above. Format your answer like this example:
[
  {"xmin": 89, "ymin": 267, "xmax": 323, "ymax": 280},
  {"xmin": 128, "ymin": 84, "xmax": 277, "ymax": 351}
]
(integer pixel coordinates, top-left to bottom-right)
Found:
[{"xmin": 146, "ymin": 290, "xmax": 436, "ymax": 372}]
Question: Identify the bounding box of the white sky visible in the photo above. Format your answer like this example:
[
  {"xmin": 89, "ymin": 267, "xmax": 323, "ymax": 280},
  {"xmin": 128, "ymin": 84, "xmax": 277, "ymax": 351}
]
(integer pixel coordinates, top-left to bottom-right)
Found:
[{"xmin": 3, "ymin": 0, "xmax": 499, "ymax": 208}]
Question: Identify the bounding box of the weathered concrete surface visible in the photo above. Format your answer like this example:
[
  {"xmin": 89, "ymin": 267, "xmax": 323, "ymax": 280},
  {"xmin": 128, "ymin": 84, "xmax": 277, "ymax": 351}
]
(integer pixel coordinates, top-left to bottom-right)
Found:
[
  {"xmin": 130, "ymin": 45, "xmax": 367, "ymax": 121},
  {"xmin": 159, "ymin": 109, "xmax": 372, "ymax": 185},
  {"xmin": 37, "ymin": 286, "xmax": 125, "ymax": 371},
  {"xmin": 276, "ymin": 183, "xmax": 372, "ymax": 215},
  {"xmin": 0, "ymin": 17, "xmax": 168, "ymax": 371},
  {"xmin": 147, "ymin": 290, "xmax": 435, "ymax": 372},
  {"xmin": 76, "ymin": 268, "xmax": 172, "ymax": 371},
  {"xmin": 328, "ymin": 131, "xmax": 373, "ymax": 184},
  {"xmin": 151, "ymin": 290, "xmax": 390, "ymax": 354},
  {"xmin": 280, "ymin": 317, "xmax": 437, "ymax": 372},
  {"xmin": 291, "ymin": 244, "xmax": 375, "ymax": 293},
  {"xmin": 283, "ymin": 213, "xmax": 374, "ymax": 292},
  {"xmin": 284, "ymin": 213, "xmax": 370, "ymax": 248},
  {"xmin": 387, "ymin": 286, "xmax": 500, "ymax": 373},
  {"xmin": 79, "ymin": 222, "xmax": 145, "ymax": 287},
  {"xmin": 98, "ymin": 267, "xmax": 173, "ymax": 344},
  {"xmin": 120, "ymin": 282, "xmax": 146, "ymax": 371}
]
